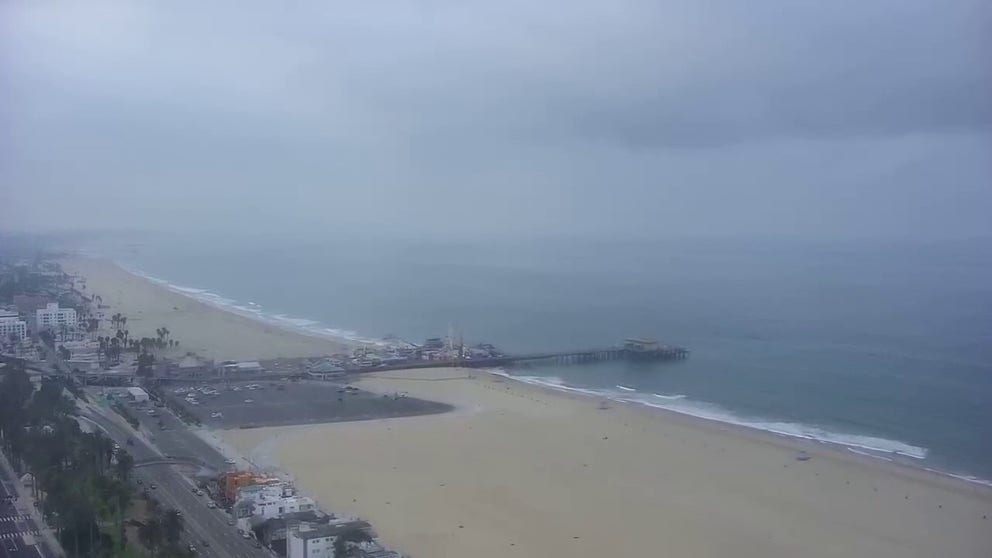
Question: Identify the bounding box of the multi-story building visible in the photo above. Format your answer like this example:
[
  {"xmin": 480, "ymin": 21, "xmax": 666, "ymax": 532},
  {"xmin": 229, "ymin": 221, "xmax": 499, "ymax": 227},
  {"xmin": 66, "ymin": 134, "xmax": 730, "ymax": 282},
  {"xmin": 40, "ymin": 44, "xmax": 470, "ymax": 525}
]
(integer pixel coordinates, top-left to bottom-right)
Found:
[
  {"xmin": 232, "ymin": 480, "xmax": 317, "ymax": 532},
  {"xmin": 0, "ymin": 309, "xmax": 28, "ymax": 342},
  {"xmin": 35, "ymin": 303, "xmax": 77, "ymax": 332},
  {"xmin": 286, "ymin": 521, "xmax": 372, "ymax": 558}
]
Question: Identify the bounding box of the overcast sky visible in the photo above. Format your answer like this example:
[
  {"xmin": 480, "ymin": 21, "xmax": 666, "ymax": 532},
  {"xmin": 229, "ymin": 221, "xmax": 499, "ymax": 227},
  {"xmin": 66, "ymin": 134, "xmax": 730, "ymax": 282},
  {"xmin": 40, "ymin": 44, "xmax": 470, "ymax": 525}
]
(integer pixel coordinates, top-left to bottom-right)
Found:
[{"xmin": 2, "ymin": 0, "xmax": 990, "ymax": 241}]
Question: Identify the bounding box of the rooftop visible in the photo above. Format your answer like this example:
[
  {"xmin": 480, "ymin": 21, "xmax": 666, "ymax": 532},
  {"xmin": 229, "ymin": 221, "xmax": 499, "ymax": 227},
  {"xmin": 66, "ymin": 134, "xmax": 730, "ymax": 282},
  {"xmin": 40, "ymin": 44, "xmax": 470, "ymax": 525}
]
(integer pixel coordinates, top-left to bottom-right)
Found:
[{"xmin": 293, "ymin": 521, "xmax": 372, "ymax": 541}]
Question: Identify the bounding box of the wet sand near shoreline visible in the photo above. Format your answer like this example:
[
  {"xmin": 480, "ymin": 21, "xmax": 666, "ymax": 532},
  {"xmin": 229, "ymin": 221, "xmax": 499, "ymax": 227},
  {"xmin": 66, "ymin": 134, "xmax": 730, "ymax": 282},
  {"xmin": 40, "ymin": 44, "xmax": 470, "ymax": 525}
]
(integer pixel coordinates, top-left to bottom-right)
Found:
[
  {"xmin": 60, "ymin": 256, "xmax": 351, "ymax": 361},
  {"xmin": 225, "ymin": 368, "xmax": 992, "ymax": 558},
  {"xmin": 62, "ymin": 256, "xmax": 992, "ymax": 557}
]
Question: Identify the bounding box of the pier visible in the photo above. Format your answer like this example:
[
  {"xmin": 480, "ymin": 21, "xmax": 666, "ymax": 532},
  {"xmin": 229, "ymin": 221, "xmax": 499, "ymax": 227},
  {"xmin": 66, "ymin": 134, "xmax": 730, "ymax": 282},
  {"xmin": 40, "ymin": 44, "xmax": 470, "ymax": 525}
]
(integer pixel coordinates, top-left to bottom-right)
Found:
[{"xmin": 360, "ymin": 338, "xmax": 689, "ymax": 373}]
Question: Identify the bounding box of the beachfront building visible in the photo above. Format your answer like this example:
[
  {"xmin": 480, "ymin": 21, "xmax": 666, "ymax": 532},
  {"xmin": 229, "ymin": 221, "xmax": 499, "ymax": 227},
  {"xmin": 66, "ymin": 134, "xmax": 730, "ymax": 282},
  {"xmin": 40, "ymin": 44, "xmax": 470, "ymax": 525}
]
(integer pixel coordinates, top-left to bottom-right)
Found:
[
  {"xmin": 232, "ymin": 479, "xmax": 318, "ymax": 532},
  {"xmin": 126, "ymin": 387, "xmax": 150, "ymax": 403},
  {"xmin": 221, "ymin": 471, "xmax": 281, "ymax": 503},
  {"xmin": 0, "ymin": 310, "xmax": 28, "ymax": 342},
  {"xmin": 307, "ymin": 360, "xmax": 345, "ymax": 380},
  {"xmin": 35, "ymin": 302, "xmax": 78, "ymax": 332},
  {"xmin": 170, "ymin": 354, "xmax": 214, "ymax": 377},
  {"xmin": 287, "ymin": 521, "xmax": 373, "ymax": 558},
  {"xmin": 251, "ymin": 510, "xmax": 331, "ymax": 551},
  {"xmin": 221, "ymin": 360, "xmax": 263, "ymax": 375},
  {"xmin": 235, "ymin": 494, "xmax": 317, "ymax": 532}
]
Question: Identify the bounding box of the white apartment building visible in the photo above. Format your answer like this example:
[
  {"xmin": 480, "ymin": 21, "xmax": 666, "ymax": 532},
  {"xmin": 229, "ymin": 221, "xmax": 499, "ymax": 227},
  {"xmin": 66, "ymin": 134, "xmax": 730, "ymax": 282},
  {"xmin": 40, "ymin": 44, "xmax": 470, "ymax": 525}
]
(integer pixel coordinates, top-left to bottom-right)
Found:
[
  {"xmin": 233, "ymin": 481, "xmax": 316, "ymax": 532},
  {"xmin": 287, "ymin": 521, "xmax": 372, "ymax": 558},
  {"xmin": 257, "ymin": 495, "xmax": 315, "ymax": 519},
  {"xmin": 35, "ymin": 303, "xmax": 77, "ymax": 331},
  {"xmin": 0, "ymin": 310, "xmax": 27, "ymax": 341},
  {"xmin": 236, "ymin": 495, "xmax": 316, "ymax": 532}
]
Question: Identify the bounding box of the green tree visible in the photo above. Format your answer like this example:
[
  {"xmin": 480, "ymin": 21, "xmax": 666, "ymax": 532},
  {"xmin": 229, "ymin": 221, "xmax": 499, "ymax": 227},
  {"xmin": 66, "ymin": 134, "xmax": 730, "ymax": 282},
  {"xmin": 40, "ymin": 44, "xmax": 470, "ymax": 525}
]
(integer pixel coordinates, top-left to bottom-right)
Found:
[
  {"xmin": 161, "ymin": 509, "xmax": 184, "ymax": 549},
  {"xmin": 138, "ymin": 516, "xmax": 163, "ymax": 557},
  {"xmin": 115, "ymin": 451, "xmax": 134, "ymax": 482}
]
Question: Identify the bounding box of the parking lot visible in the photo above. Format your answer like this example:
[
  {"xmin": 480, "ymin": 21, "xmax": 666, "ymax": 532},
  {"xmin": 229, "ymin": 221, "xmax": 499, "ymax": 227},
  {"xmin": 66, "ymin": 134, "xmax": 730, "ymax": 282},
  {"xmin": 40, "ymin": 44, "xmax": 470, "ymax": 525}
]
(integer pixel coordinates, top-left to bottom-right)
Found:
[{"xmin": 167, "ymin": 379, "xmax": 452, "ymax": 429}]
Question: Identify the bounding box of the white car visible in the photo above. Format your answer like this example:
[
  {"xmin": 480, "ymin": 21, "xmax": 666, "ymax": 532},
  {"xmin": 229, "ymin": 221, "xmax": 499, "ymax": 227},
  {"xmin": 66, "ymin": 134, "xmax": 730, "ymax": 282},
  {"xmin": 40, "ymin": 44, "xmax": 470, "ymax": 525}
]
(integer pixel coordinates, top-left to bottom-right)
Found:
[
  {"xmin": 244, "ymin": 399, "xmax": 254, "ymax": 403},
  {"xmin": 210, "ymin": 412, "xmax": 223, "ymax": 418},
  {"xmin": 224, "ymin": 458, "xmax": 237, "ymax": 465}
]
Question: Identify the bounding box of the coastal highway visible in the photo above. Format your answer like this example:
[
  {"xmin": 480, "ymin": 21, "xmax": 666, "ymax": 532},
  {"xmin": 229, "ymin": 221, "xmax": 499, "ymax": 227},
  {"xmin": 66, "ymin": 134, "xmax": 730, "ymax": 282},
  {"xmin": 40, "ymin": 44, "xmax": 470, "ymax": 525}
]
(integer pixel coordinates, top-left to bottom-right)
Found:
[{"xmin": 80, "ymin": 409, "xmax": 266, "ymax": 558}]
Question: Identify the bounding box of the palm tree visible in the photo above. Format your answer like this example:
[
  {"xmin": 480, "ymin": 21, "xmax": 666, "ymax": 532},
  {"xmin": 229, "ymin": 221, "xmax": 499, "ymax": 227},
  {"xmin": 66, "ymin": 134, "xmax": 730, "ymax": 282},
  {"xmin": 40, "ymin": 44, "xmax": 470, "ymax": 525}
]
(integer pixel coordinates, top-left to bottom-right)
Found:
[
  {"xmin": 115, "ymin": 451, "xmax": 134, "ymax": 482},
  {"xmin": 138, "ymin": 516, "xmax": 163, "ymax": 557},
  {"xmin": 161, "ymin": 509, "xmax": 183, "ymax": 549}
]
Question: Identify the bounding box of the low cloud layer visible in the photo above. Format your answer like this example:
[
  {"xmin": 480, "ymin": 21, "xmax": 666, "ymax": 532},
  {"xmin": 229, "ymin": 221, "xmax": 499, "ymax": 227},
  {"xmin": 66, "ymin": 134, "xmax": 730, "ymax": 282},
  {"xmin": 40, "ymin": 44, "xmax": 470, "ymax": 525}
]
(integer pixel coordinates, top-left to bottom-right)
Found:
[{"xmin": 2, "ymin": 0, "xmax": 990, "ymax": 240}]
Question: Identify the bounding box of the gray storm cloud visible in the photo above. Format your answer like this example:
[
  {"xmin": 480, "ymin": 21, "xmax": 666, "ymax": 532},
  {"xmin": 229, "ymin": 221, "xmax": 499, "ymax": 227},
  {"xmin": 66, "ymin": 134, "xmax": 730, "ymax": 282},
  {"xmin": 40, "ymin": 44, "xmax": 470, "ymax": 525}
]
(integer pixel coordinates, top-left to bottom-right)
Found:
[{"xmin": 1, "ymin": 0, "xmax": 990, "ymax": 240}]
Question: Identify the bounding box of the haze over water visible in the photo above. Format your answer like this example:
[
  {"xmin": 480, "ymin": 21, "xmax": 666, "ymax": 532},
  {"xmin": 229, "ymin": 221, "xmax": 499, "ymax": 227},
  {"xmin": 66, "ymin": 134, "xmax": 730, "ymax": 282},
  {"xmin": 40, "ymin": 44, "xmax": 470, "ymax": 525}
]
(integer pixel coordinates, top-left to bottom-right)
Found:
[{"xmin": 81, "ymin": 233, "xmax": 992, "ymax": 481}]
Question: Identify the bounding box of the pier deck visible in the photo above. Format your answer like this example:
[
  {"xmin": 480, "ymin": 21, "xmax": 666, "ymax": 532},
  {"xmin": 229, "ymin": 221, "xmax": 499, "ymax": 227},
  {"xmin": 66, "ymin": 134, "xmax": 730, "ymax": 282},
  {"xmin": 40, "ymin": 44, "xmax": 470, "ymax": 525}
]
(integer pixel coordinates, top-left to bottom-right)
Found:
[{"xmin": 362, "ymin": 343, "xmax": 689, "ymax": 373}]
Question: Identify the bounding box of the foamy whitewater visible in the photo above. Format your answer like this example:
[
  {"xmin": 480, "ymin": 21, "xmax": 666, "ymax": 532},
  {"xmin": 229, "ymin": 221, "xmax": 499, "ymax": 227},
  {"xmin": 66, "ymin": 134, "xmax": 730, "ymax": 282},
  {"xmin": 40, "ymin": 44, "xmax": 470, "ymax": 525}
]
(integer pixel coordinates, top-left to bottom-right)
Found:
[
  {"xmin": 493, "ymin": 372, "xmax": 929, "ymax": 461},
  {"xmin": 119, "ymin": 264, "xmax": 386, "ymax": 347},
  {"xmin": 126, "ymin": 258, "xmax": 932, "ymax": 463},
  {"xmin": 77, "ymin": 236, "xmax": 992, "ymax": 488}
]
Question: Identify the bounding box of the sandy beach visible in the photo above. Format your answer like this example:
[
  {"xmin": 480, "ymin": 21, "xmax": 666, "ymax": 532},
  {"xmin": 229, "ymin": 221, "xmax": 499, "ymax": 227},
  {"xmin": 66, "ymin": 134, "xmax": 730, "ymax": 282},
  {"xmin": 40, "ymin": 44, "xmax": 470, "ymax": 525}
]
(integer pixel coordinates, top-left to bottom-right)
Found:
[
  {"xmin": 225, "ymin": 368, "xmax": 992, "ymax": 558},
  {"xmin": 65, "ymin": 256, "xmax": 992, "ymax": 557},
  {"xmin": 59, "ymin": 256, "xmax": 351, "ymax": 361}
]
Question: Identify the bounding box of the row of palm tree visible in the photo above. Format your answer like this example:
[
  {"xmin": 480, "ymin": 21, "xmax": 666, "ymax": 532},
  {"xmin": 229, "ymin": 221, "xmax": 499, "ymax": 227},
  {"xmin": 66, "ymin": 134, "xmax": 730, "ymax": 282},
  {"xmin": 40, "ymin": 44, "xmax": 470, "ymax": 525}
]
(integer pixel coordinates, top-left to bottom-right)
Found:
[
  {"xmin": 110, "ymin": 313, "xmax": 127, "ymax": 330},
  {"xmin": 0, "ymin": 365, "xmax": 136, "ymax": 557},
  {"xmin": 95, "ymin": 332, "xmax": 180, "ymax": 368}
]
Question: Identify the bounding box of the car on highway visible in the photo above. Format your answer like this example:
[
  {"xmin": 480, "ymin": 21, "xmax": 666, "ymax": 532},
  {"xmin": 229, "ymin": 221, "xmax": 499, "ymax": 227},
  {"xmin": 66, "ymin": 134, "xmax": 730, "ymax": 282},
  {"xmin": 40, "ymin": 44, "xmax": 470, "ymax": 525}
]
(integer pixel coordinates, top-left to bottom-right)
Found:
[
  {"xmin": 187, "ymin": 544, "xmax": 196, "ymax": 553},
  {"xmin": 224, "ymin": 458, "xmax": 237, "ymax": 464},
  {"xmin": 227, "ymin": 518, "xmax": 235, "ymax": 526},
  {"xmin": 150, "ymin": 482, "xmax": 158, "ymax": 489},
  {"xmin": 207, "ymin": 501, "xmax": 216, "ymax": 509},
  {"xmin": 244, "ymin": 399, "xmax": 254, "ymax": 403}
]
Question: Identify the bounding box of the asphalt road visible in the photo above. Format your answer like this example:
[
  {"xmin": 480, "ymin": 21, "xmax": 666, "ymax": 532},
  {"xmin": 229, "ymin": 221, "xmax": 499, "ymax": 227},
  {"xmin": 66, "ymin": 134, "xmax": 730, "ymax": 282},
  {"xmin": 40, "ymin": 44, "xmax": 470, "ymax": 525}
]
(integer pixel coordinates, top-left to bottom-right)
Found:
[
  {"xmin": 131, "ymin": 403, "xmax": 231, "ymax": 472},
  {"xmin": 0, "ymin": 468, "xmax": 43, "ymax": 558},
  {"xmin": 81, "ymin": 409, "xmax": 266, "ymax": 558}
]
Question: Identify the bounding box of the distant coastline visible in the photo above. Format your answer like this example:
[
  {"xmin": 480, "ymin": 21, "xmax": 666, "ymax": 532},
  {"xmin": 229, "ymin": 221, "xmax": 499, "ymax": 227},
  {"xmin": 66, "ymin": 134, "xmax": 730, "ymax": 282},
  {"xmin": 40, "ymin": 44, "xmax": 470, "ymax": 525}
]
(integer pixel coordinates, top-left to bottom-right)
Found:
[{"xmin": 75, "ymin": 253, "xmax": 992, "ymax": 490}]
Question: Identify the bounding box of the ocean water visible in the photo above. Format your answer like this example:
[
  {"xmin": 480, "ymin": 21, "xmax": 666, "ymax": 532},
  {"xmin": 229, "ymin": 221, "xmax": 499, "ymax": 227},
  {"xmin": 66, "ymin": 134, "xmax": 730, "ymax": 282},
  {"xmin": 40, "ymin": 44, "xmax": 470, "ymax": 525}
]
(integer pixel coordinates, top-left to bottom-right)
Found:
[{"xmin": 78, "ymin": 234, "xmax": 992, "ymax": 482}]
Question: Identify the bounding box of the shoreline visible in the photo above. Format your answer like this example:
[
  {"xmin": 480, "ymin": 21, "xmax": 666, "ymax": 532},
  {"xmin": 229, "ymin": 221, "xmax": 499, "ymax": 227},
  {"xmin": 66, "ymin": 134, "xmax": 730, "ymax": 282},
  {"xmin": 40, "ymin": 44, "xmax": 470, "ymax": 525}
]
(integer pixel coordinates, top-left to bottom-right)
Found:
[
  {"xmin": 58, "ymin": 255, "xmax": 354, "ymax": 361},
  {"xmin": 487, "ymin": 369, "xmax": 992, "ymax": 495},
  {"xmin": 64, "ymin": 254, "xmax": 992, "ymax": 489},
  {"xmin": 58, "ymin": 255, "xmax": 992, "ymax": 556},
  {"xmin": 115, "ymin": 262, "xmax": 380, "ymax": 348},
  {"xmin": 224, "ymin": 368, "xmax": 992, "ymax": 558}
]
